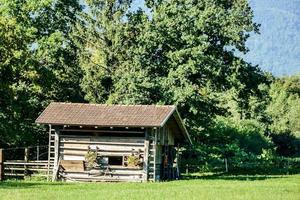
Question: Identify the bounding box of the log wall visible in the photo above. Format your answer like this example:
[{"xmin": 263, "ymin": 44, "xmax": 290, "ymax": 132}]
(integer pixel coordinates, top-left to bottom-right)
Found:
[{"xmin": 58, "ymin": 133, "xmax": 146, "ymax": 182}]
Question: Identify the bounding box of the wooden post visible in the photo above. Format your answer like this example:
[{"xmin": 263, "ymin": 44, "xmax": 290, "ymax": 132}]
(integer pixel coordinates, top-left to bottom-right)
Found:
[
  {"xmin": 36, "ymin": 146, "xmax": 39, "ymax": 161},
  {"xmin": 143, "ymin": 140, "xmax": 150, "ymax": 181},
  {"xmin": 24, "ymin": 147, "xmax": 29, "ymax": 176},
  {"xmin": 24, "ymin": 147, "xmax": 29, "ymax": 162},
  {"xmin": 0, "ymin": 149, "xmax": 4, "ymax": 181},
  {"xmin": 52, "ymin": 128, "xmax": 60, "ymax": 181},
  {"xmin": 153, "ymin": 128, "xmax": 157, "ymax": 181},
  {"xmin": 143, "ymin": 129, "xmax": 149, "ymax": 182},
  {"xmin": 225, "ymin": 158, "xmax": 228, "ymax": 173}
]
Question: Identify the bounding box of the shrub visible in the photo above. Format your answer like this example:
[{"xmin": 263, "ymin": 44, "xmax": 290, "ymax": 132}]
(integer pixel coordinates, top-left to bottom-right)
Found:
[
  {"xmin": 85, "ymin": 150, "xmax": 98, "ymax": 169},
  {"xmin": 126, "ymin": 155, "xmax": 141, "ymax": 167},
  {"xmin": 271, "ymin": 131, "xmax": 300, "ymax": 156}
]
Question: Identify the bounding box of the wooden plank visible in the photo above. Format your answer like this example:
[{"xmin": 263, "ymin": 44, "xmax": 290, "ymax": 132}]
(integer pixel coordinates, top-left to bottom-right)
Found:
[
  {"xmin": 60, "ymin": 129, "xmax": 144, "ymax": 134},
  {"xmin": 4, "ymin": 173, "xmax": 25, "ymax": 177},
  {"xmin": 63, "ymin": 175, "xmax": 143, "ymax": 182},
  {"xmin": 4, "ymin": 168, "xmax": 48, "ymax": 172},
  {"xmin": 143, "ymin": 140, "xmax": 149, "ymax": 181},
  {"xmin": 62, "ymin": 173, "xmax": 143, "ymax": 180},
  {"xmin": 61, "ymin": 151, "xmax": 144, "ymax": 157},
  {"xmin": 61, "ymin": 145, "xmax": 144, "ymax": 152},
  {"xmin": 61, "ymin": 141, "xmax": 144, "ymax": 146},
  {"xmin": 5, "ymin": 173, "xmax": 48, "ymax": 177},
  {"xmin": 47, "ymin": 124, "xmax": 53, "ymax": 181},
  {"xmin": 61, "ymin": 143, "xmax": 89, "ymax": 149},
  {"xmin": 24, "ymin": 148, "xmax": 29, "ymax": 176},
  {"xmin": 64, "ymin": 170, "xmax": 143, "ymax": 176},
  {"xmin": 153, "ymin": 129, "xmax": 157, "ymax": 181},
  {"xmin": 62, "ymin": 155, "xmax": 85, "ymax": 161},
  {"xmin": 0, "ymin": 149, "xmax": 3, "ymax": 181},
  {"xmin": 4, "ymin": 165, "xmax": 48, "ymax": 169},
  {"xmin": 60, "ymin": 160, "xmax": 84, "ymax": 172},
  {"xmin": 61, "ymin": 136, "xmax": 144, "ymax": 143},
  {"xmin": 61, "ymin": 147, "xmax": 144, "ymax": 153},
  {"xmin": 4, "ymin": 161, "xmax": 48, "ymax": 166},
  {"xmin": 52, "ymin": 129, "xmax": 60, "ymax": 181},
  {"xmin": 70, "ymin": 166, "xmax": 142, "ymax": 171}
]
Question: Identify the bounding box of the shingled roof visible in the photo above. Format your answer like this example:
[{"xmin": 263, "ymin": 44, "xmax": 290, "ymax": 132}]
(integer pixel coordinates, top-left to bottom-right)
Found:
[
  {"xmin": 36, "ymin": 102, "xmax": 192, "ymax": 143},
  {"xmin": 36, "ymin": 102, "xmax": 180, "ymax": 127}
]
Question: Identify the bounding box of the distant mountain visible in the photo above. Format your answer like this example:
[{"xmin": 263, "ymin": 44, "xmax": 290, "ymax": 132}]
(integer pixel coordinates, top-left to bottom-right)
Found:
[{"xmin": 245, "ymin": 0, "xmax": 300, "ymax": 76}]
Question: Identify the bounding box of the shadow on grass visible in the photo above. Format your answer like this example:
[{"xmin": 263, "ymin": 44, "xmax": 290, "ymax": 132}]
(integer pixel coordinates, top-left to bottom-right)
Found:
[
  {"xmin": 182, "ymin": 173, "xmax": 288, "ymax": 181},
  {"xmin": 0, "ymin": 181, "xmax": 64, "ymax": 189}
]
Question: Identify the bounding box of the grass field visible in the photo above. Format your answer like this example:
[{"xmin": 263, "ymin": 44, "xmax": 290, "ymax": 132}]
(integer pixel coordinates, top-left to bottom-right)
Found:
[{"xmin": 0, "ymin": 174, "xmax": 299, "ymax": 200}]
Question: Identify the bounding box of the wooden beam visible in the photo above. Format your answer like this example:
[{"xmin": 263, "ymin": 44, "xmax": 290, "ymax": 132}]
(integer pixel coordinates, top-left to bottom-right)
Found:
[
  {"xmin": 52, "ymin": 129, "xmax": 60, "ymax": 181},
  {"xmin": 61, "ymin": 141, "xmax": 144, "ymax": 146},
  {"xmin": 0, "ymin": 149, "xmax": 3, "ymax": 181},
  {"xmin": 59, "ymin": 129, "xmax": 144, "ymax": 134},
  {"xmin": 61, "ymin": 147, "xmax": 144, "ymax": 153},
  {"xmin": 153, "ymin": 128, "xmax": 157, "ymax": 181},
  {"xmin": 61, "ymin": 151, "xmax": 143, "ymax": 157},
  {"xmin": 24, "ymin": 147, "xmax": 29, "ymax": 176},
  {"xmin": 143, "ymin": 141, "xmax": 149, "ymax": 182},
  {"xmin": 4, "ymin": 161, "xmax": 48, "ymax": 165}
]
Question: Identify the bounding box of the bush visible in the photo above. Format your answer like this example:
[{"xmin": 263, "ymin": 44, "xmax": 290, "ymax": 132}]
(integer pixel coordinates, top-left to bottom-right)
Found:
[
  {"xmin": 181, "ymin": 145, "xmax": 300, "ymax": 174},
  {"xmin": 271, "ymin": 131, "xmax": 300, "ymax": 157},
  {"xmin": 85, "ymin": 150, "xmax": 98, "ymax": 168},
  {"xmin": 208, "ymin": 117, "xmax": 271, "ymax": 154},
  {"xmin": 182, "ymin": 116, "xmax": 300, "ymax": 174}
]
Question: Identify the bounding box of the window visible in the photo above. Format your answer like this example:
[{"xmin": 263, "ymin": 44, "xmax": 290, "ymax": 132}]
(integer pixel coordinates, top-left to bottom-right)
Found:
[{"xmin": 108, "ymin": 156, "xmax": 123, "ymax": 166}]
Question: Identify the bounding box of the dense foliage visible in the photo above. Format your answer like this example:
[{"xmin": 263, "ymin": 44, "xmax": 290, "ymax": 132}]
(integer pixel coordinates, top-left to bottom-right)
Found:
[
  {"xmin": 0, "ymin": 0, "xmax": 299, "ymax": 173},
  {"xmin": 0, "ymin": 0, "xmax": 84, "ymax": 147}
]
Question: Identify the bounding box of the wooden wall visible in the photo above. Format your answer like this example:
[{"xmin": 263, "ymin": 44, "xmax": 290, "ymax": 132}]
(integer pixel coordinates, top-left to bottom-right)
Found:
[
  {"xmin": 51, "ymin": 125, "xmax": 180, "ymax": 182},
  {"xmin": 57, "ymin": 133, "xmax": 146, "ymax": 182}
]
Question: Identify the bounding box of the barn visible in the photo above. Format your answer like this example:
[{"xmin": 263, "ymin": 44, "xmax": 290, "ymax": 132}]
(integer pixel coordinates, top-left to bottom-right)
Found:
[{"xmin": 36, "ymin": 102, "xmax": 192, "ymax": 182}]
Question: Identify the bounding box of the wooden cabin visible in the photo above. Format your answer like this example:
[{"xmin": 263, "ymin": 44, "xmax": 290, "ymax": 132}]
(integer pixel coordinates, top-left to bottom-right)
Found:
[{"xmin": 36, "ymin": 102, "xmax": 192, "ymax": 182}]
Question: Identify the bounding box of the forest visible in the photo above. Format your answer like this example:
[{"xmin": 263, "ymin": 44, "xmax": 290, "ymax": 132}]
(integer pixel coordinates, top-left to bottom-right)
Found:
[{"xmin": 0, "ymin": 0, "xmax": 299, "ymax": 174}]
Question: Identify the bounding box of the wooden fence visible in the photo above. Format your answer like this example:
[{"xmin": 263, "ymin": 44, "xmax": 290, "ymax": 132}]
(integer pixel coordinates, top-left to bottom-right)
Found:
[
  {"xmin": 0, "ymin": 148, "xmax": 49, "ymax": 180},
  {"xmin": 3, "ymin": 160, "xmax": 49, "ymax": 179}
]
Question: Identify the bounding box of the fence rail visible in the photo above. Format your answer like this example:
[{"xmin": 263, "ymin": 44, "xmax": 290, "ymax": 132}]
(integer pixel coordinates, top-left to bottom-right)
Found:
[
  {"xmin": 3, "ymin": 160, "xmax": 49, "ymax": 178},
  {"xmin": 0, "ymin": 147, "xmax": 50, "ymax": 180}
]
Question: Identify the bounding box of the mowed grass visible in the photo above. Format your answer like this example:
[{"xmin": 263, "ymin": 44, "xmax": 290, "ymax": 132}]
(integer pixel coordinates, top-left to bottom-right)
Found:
[{"xmin": 0, "ymin": 174, "xmax": 299, "ymax": 200}]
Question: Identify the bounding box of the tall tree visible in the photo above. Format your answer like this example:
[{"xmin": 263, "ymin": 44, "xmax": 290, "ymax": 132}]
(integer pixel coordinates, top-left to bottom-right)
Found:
[
  {"xmin": 267, "ymin": 74, "xmax": 300, "ymax": 137},
  {"xmin": 0, "ymin": 0, "xmax": 84, "ymax": 147},
  {"xmin": 78, "ymin": 0, "xmax": 134, "ymax": 103},
  {"xmin": 79, "ymin": 0, "xmax": 267, "ymax": 142}
]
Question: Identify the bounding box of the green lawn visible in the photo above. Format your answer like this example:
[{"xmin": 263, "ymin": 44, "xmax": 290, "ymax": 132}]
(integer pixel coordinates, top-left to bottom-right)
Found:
[{"xmin": 0, "ymin": 174, "xmax": 299, "ymax": 200}]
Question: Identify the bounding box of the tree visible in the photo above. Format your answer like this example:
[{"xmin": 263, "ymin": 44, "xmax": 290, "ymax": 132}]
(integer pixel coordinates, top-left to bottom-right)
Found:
[
  {"xmin": 79, "ymin": 0, "xmax": 265, "ymax": 143},
  {"xmin": 266, "ymin": 75, "xmax": 300, "ymax": 156},
  {"xmin": 77, "ymin": 0, "xmax": 134, "ymax": 103},
  {"xmin": 0, "ymin": 0, "xmax": 84, "ymax": 147},
  {"xmin": 267, "ymin": 74, "xmax": 300, "ymax": 137}
]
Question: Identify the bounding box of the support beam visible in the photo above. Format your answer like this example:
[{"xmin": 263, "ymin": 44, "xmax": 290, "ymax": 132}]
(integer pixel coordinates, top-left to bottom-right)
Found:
[
  {"xmin": 36, "ymin": 146, "xmax": 39, "ymax": 161},
  {"xmin": 24, "ymin": 147, "xmax": 29, "ymax": 176},
  {"xmin": 143, "ymin": 129, "xmax": 149, "ymax": 182},
  {"xmin": 59, "ymin": 129, "xmax": 144, "ymax": 134},
  {"xmin": 153, "ymin": 128, "xmax": 157, "ymax": 181},
  {"xmin": 52, "ymin": 128, "xmax": 60, "ymax": 181}
]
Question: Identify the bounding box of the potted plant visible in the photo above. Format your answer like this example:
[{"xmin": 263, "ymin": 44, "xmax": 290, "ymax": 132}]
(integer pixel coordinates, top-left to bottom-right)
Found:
[
  {"xmin": 127, "ymin": 155, "xmax": 142, "ymax": 168},
  {"xmin": 85, "ymin": 150, "xmax": 98, "ymax": 170}
]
